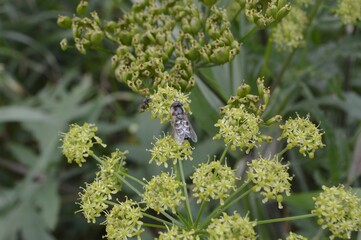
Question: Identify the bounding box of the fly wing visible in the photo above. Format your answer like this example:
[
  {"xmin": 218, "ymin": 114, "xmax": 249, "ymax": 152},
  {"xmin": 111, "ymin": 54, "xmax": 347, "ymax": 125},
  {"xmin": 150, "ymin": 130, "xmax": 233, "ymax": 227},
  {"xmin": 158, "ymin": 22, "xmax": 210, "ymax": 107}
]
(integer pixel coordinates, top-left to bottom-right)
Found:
[{"xmin": 185, "ymin": 114, "xmax": 197, "ymax": 143}]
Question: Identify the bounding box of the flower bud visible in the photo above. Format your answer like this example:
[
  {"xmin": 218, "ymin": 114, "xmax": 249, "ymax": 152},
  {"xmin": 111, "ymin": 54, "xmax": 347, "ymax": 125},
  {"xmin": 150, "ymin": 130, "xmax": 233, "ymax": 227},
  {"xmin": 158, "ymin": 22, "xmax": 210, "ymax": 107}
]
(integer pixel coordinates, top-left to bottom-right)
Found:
[
  {"xmin": 237, "ymin": 83, "xmax": 250, "ymax": 97},
  {"xmin": 76, "ymin": 0, "xmax": 88, "ymax": 16},
  {"xmin": 57, "ymin": 15, "xmax": 72, "ymax": 28},
  {"xmin": 60, "ymin": 38, "xmax": 68, "ymax": 51}
]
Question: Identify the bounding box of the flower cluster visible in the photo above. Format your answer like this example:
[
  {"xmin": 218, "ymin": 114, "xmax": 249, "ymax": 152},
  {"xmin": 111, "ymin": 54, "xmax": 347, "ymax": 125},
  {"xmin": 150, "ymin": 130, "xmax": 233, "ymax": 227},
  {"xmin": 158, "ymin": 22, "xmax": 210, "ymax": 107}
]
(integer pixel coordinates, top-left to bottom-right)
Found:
[
  {"xmin": 77, "ymin": 149, "xmax": 128, "ymax": 223},
  {"xmin": 286, "ymin": 232, "xmax": 308, "ymax": 240},
  {"xmin": 78, "ymin": 177, "xmax": 113, "ymax": 223},
  {"xmin": 191, "ymin": 160, "xmax": 237, "ymax": 205},
  {"xmin": 312, "ymin": 185, "xmax": 361, "ymax": 239},
  {"xmin": 146, "ymin": 85, "xmax": 191, "ymax": 124},
  {"xmin": 243, "ymin": 0, "xmax": 292, "ymax": 28},
  {"xmin": 149, "ymin": 135, "xmax": 193, "ymax": 168},
  {"xmin": 272, "ymin": 6, "xmax": 308, "ymax": 52},
  {"xmin": 278, "ymin": 114, "xmax": 325, "ymax": 158},
  {"xmin": 214, "ymin": 78, "xmax": 280, "ymax": 152},
  {"xmin": 58, "ymin": 0, "xmax": 241, "ymax": 95},
  {"xmin": 97, "ymin": 149, "xmax": 128, "ymax": 192},
  {"xmin": 60, "ymin": 123, "xmax": 106, "ymax": 166},
  {"xmin": 247, "ymin": 156, "xmax": 293, "ymax": 209},
  {"xmin": 104, "ymin": 199, "xmax": 144, "ymax": 240},
  {"xmin": 143, "ymin": 172, "xmax": 184, "ymax": 214},
  {"xmin": 206, "ymin": 212, "xmax": 257, "ymax": 239},
  {"xmin": 158, "ymin": 226, "xmax": 199, "ymax": 240},
  {"xmin": 335, "ymin": 0, "xmax": 361, "ymax": 25}
]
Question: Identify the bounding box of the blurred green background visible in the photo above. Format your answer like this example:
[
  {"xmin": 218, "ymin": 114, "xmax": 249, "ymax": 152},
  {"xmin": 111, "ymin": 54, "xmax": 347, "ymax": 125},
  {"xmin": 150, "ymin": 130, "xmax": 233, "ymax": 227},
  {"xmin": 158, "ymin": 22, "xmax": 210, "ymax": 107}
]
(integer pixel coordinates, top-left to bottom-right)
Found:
[{"xmin": 0, "ymin": 0, "xmax": 360, "ymax": 239}]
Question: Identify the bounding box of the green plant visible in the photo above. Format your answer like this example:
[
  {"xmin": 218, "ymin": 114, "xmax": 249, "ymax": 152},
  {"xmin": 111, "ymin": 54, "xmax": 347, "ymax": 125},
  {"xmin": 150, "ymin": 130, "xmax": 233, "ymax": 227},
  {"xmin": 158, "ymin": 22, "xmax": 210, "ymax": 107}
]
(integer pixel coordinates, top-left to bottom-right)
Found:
[{"xmin": 58, "ymin": 1, "xmax": 361, "ymax": 239}]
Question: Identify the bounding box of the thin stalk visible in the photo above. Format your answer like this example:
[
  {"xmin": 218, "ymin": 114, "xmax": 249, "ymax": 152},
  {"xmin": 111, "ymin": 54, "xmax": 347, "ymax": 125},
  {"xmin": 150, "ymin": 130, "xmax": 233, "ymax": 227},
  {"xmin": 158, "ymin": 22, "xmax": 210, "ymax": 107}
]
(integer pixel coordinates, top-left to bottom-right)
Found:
[
  {"xmin": 143, "ymin": 212, "xmax": 172, "ymax": 226},
  {"xmin": 91, "ymin": 154, "xmax": 104, "ymax": 164},
  {"xmin": 221, "ymin": 187, "xmax": 253, "ymax": 212},
  {"xmin": 257, "ymin": 213, "xmax": 317, "ymax": 225},
  {"xmin": 176, "ymin": 209, "xmax": 191, "ymax": 229},
  {"xmin": 115, "ymin": 172, "xmax": 143, "ymax": 197},
  {"xmin": 162, "ymin": 211, "xmax": 184, "ymax": 226},
  {"xmin": 120, "ymin": 170, "xmax": 146, "ymax": 186},
  {"xmin": 219, "ymin": 142, "xmax": 231, "ymax": 164},
  {"xmin": 143, "ymin": 223, "xmax": 166, "ymax": 229},
  {"xmin": 276, "ymin": 147, "xmax": 289, "ymax": 158},
  {"xmin": 239, "ymin": 26, "xmax": 258, "ymax": 43},
  {"xmin": 200, "ymin": 181, "xmax": 250, "ymax": 228},
  {"xmin": 194, "ymin": 200, "xmax": 207, "ymax": 228},
  {"xmin": 178, "ymin": 160, "xmax": 194, "ymax": 224}
]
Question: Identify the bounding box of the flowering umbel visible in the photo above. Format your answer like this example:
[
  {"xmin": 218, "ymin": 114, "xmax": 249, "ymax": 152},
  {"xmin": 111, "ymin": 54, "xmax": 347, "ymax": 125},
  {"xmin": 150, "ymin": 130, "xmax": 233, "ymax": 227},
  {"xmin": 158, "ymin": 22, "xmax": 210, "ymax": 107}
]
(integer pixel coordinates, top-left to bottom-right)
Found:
[
  {"xmin": 206, "ymin": 212, "xmax": 257, "ymax": 239},
  {"xmin": 278, "ymin": 114, "xmax": 325, "ymax": 158},
  {"xmin": 143, "ymin": 172, "xmax": 185, "ymax": 214},
  {"xmin": 158, "ymin": 226, "xmax": 200, "ymax": 240},
  {"xmin": 148, "ymin": 135, "xmax": 193, "ymax": 168},
  {"xmin": 60, "ymin": 123, "xmax": 106, "ymax": 166},
  {"xmin": 286, "ymin": 232, "xmax": 308, "ymax": 240},
  {"xmin": 191, "ymin": 160, "xmax": 237, "ymax": 205},
  {"xmin": 104, "ymin": 199, "xmax": 144, "ymax": 240},
  {"xmin": 312, "ymin": 185, "xmax": 361, "ymax": 239},
  {"xmin": 247, "ymin": 156, "xmax": 293, "ymax": 209},
  {"xmin": 335, "ymin": 0, "xmax": 361, "ymax": 25}
]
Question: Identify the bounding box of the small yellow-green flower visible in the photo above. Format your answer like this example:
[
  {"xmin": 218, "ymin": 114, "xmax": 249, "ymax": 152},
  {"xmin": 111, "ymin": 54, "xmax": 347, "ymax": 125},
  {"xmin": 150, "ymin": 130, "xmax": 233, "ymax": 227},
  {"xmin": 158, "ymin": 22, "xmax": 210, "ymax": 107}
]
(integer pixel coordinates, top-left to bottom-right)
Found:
[
  {"xmin": 97, "ymin": 149, "xmax": 128, "ymax": 192},
  {"xmin": 335, "ymin": 0, "xmax": 361, "ymax": 25},
  {"xmin": 147, "ymin": 85, "xmax": 191, "ymax": 124},
  {"xmin": 158, "ymin": 226, "xmax": 200, "ymax": 240},
  {"xmin": 60, "ymin": 123, "xmax": 106, "ymax": 166},
  {"xmin": 286, "ymin": 232, "xmax": 308, "ymax": 240},
  {"xmin": 143, "ymin": 172, "xmax": 184, "ymax": 214},
  {"xmin": 247, "ymin": 156, "xmax": 293, "ymax": 209},
  {"xmin": 191, "ymin": 160, "xmax": 237, "ymax": 205},
  {"xmin": 78, "ymin": 177, "xmax": 114, "ymax": 223},
  {"xmin": 278, "ymin": 114, "xmax": 324, "ymax": 158},
  {"xmin": 272, "ymin": 7, "xmax": 308, "ymax": 52},
  {"xmin": 104, "ymin": 199, "xmax": 144, "ymax": 240},
  {"xmin": 312, "ymin": 185, "xmax": 361, "ymax": 239},
  {"xmin": 148, "ymin": 135, "xmax": 193, "ymax": 168},
  {"xmin": 214, "ymin": 105, "xmax": 262, "ymax": 152},
  {"xmin": 206, "ymin": 212, "xmax": 257, "ymax": 240}
]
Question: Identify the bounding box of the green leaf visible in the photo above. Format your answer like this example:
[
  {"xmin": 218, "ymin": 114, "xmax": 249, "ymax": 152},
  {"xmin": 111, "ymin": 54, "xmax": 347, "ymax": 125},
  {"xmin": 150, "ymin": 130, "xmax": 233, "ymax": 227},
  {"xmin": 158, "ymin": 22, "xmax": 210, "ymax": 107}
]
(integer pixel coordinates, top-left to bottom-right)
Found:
[
  {"xmin": 190, "ymin": 84, "xmax": 219, "ymax": 137},
  {"xmin": 0, "ymin": 106, "xmax": 55, "ymax": 123}
]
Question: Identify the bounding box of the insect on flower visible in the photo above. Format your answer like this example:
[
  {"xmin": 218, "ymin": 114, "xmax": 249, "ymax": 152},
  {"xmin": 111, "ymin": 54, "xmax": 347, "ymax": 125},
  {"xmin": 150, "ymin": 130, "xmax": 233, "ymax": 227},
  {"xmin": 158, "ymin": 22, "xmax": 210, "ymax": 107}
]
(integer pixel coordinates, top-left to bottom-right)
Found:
[
  {"xmin": 138, "ymin": 97, "xmax": 151, "ymax": 112},
  {"xmin": 170, "ymin": 101, "xmax": 197, "ymax": 145}
]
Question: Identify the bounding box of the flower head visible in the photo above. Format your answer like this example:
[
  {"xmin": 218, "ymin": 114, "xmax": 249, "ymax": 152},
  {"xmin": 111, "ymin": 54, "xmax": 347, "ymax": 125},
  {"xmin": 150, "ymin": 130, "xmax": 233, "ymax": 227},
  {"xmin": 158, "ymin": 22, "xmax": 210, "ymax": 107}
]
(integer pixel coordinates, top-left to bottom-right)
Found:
[
  {"xmin": 158, "ymin": 226, "xmax": 200, "ymax": 240},
  {"xmin": 335, "ymin": 0, "xmax": 361, "ymax": 25},
  {"xmin": 247, "ymin": 156, "xmax": 293, "ymax": 209},
  {"xmin": 272, "ymin": 7, "xmax": 308, "ymax": 52},
  {"xmin": 286, "ymin": 232, "xmax": 308, "ymax": 240},
  {"xmin": 148, "ymin": 135, "xmax": 193, "ymax": 168},
  {"xmin": 278, "ymin": 114, "xmax": 325, "ymax": 158},
  {"xmin": 312, "ymin": 185, "xmax": 361, "ymax": 239},
  {"xmin": 191, "ymin": 160, "xmax": 237, "ymax": 205},
  {"xmin": 104, "ymin": 199, "xmax": 144, "ymax": 240},
  {"xmin": 60, "ymin": 123, "xmax": 106, "ymax": 166},
  {"xmin": 206, "ymin": 212, "xmax": 257, "ymax": 239},
  {"xmin": 143, "ymin": 172, "xmax": 184, "ymax": 214},
  {"xmin": 147, "ymin": 85, "xmax": 191, "ymax": 124},
  {"xmin": 97, "ymin": 149, "xmax": 128, "ymax": 192},
  {"xmin": 78, "ymin": 177, "xmax": 115, "ymax": 223},
  {"xmin": 214, "ymin": 105, "xmax": 262, "ymax": 152}
]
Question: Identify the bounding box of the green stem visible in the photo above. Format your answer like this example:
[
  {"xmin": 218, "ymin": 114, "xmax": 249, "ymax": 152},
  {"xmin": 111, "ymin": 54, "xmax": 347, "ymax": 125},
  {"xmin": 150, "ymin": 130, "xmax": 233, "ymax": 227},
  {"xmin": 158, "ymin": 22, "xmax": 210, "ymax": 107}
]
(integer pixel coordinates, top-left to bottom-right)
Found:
[
  {"xmin": 176, "ymin": 209, "xmax": 191, "ymax": 229},
  {"xmin": 257, "ymin": 213, "xmax": 317, "ymax": 225},
  {"xmin": 143, "ymin": 212, "xmax": 172, "ymax": 226},
  {"xmin": 200, "ymin": 181, "xmax": 250, "ymax": 228},
  {"xmin": 120, "ymin": 170, "xmax": 146, "ymax": 186},
  {"xmin": 219, "ymin": 142, "xmax": 231, "ymax": 164},
  {"xmin": 276, "ymin": 147, "xmax": 289, "ymax": 158},
  {"xmin": 91, "ymin": 154, "xmax": 104, "ymax": 164},
  {"xmin": 239, "ymin": 26, "xmax": 258, "ymax": 43},
  {"xmin": 194, "ymin": 200, "xmax": 207, "ymax": 228},
  {"xmin": 178, "ymin": 160, "xmax": 194, "ymax": 224},
  {"xmin": 143, "ymin": 223, "xmax": 166, "ymax": 229},
  {"xmin": 221, "ymin": 187, "xmax": 253, "ymax": 213},
  {"xmin": 115, "ymin": 172, "xmax": 143, "ymax": 197},
  {"xmin": 162, "ymin": 211, "xmax": 184, "ymax": 226}
]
